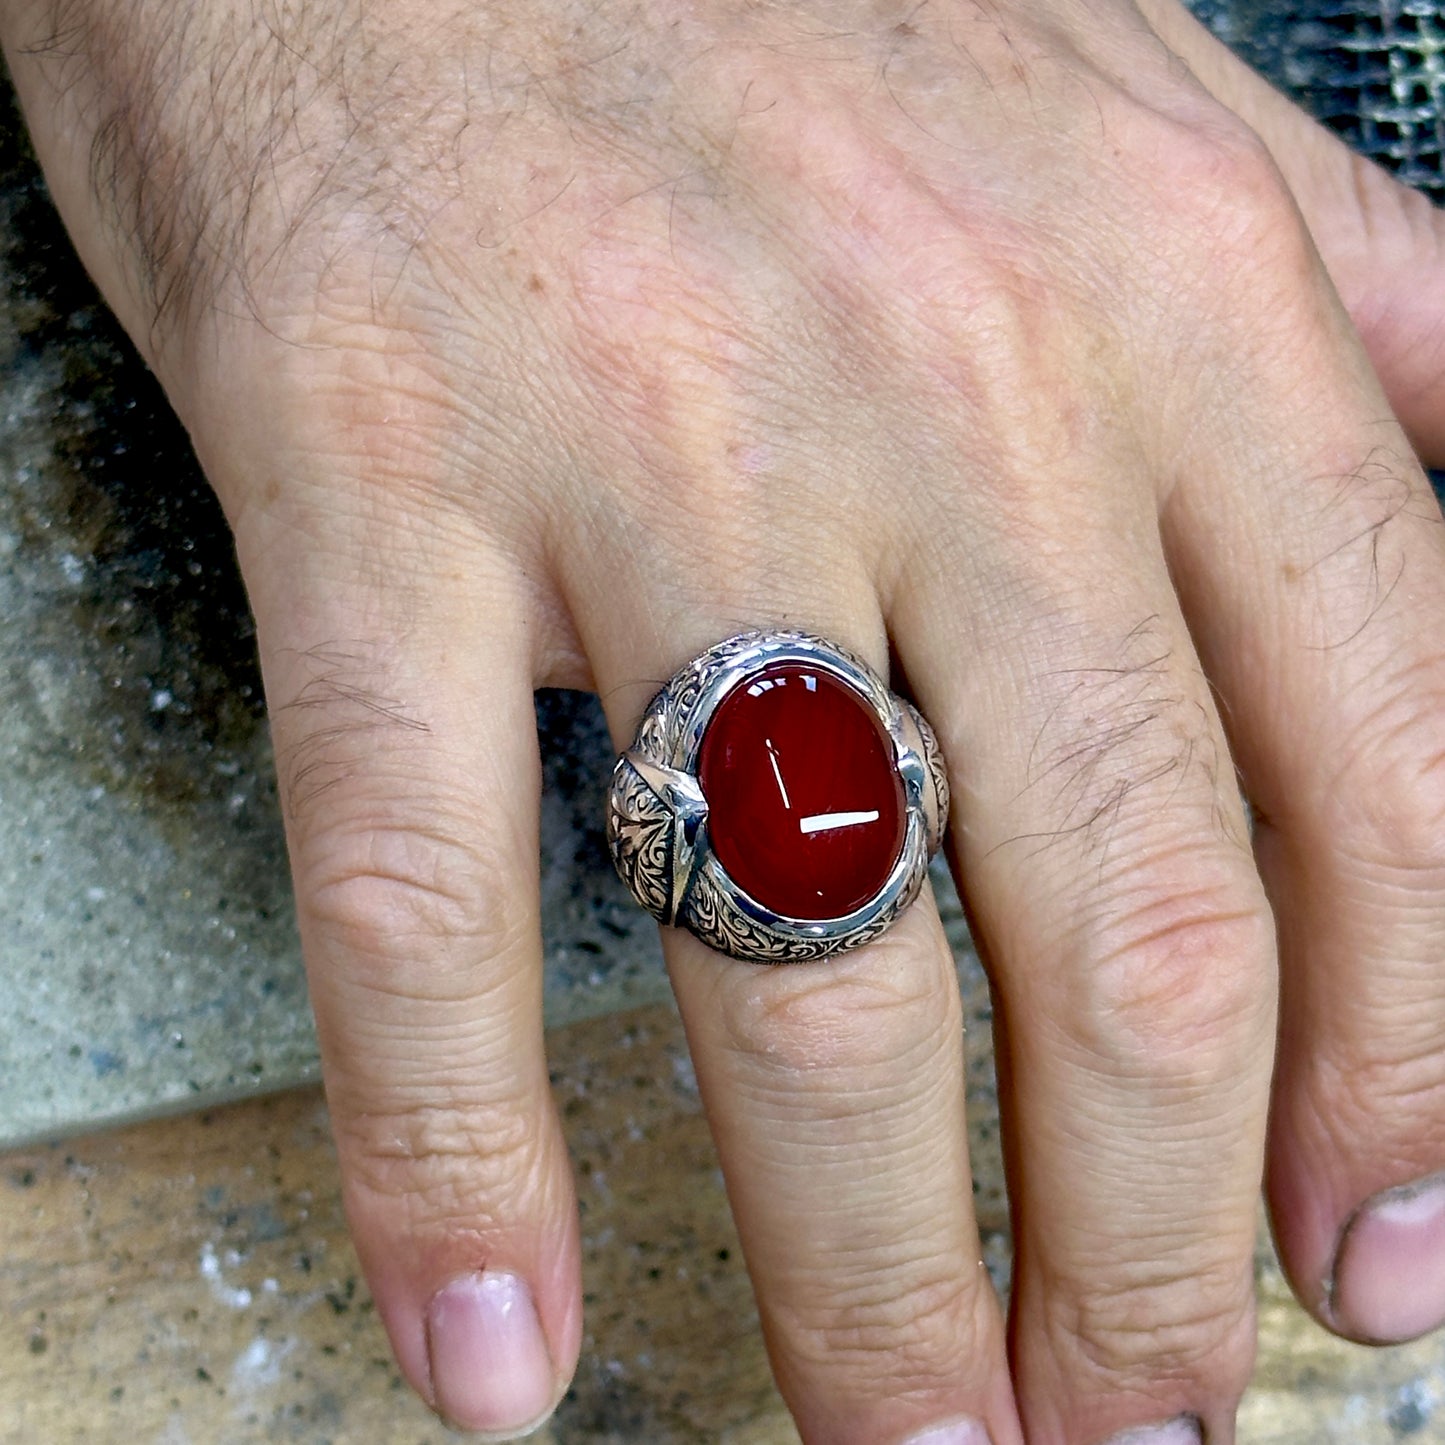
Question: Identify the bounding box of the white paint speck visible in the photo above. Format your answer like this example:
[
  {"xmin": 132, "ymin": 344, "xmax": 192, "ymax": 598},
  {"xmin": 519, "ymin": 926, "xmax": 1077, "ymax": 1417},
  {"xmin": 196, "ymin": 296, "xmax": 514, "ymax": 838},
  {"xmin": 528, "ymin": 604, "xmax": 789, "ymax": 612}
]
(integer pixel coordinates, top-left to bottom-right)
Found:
[
  {"xmin": 230, "ymin": 1335, "xmax": 297, "ymax": 1394},
  {"xmin": 671, "ymin": 1051, "xmax": 698, "ymax": 1095},
  {"xmin": 199, "ymin": 1241, "xmax": 253, "ymax": 1309}
]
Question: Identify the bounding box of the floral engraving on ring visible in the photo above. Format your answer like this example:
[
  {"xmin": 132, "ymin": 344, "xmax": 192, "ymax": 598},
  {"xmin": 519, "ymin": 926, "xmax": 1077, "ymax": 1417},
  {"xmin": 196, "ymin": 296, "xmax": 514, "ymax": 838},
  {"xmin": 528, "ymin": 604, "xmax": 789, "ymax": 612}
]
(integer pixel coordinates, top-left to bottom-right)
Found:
[{"xmin": 605, "ymin": 756, "xmax": 673, "ymax": 922}]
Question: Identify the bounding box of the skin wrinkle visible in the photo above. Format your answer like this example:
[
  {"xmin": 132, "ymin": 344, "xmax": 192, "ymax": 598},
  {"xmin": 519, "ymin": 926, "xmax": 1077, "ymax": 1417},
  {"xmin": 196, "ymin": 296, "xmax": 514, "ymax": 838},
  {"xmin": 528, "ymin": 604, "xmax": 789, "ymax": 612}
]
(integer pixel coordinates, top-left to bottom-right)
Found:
[
  {"xmin": 279, "ymin": 338, "xmax": 548, "ymax": 516},
  {"xmin": 773, "ymin": 1279, "xmax": 981, "ymax": 1383},
  {"xmin": 337, "ymin": 1098, "xmax": 543, "ymax": 1173},
  {"xmin": 303, "ymin": 827, "xmax": 537, "ymax": 968},
  {"xmin": 341, "ymin": 1130, "xmax": 561, "ymax": 1242},
  {"xmin": 1308, "ymin": 1047, "xmax": 1445, "ymax": 1174},
  {"xmin": 1046, "ymin": 1267, "xmax": 1257, "ymax": 1386}
]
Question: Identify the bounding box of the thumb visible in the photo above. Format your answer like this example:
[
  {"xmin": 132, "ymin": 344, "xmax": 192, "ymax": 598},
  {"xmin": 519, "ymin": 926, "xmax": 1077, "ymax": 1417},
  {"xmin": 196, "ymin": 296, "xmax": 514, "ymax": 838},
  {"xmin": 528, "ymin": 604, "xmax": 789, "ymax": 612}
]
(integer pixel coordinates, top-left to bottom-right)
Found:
[{"xmin": 1140, "ymin": 0, "xmax": 1445, "ymax": 465}]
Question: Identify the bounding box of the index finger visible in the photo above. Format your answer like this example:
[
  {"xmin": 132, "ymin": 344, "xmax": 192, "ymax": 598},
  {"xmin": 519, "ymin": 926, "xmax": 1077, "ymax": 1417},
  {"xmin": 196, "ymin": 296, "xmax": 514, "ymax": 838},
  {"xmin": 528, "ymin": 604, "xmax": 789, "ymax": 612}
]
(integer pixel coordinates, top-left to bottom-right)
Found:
[{"xmin": 232, "ymin": 471, "xmax": 583, "ymax": 1436}]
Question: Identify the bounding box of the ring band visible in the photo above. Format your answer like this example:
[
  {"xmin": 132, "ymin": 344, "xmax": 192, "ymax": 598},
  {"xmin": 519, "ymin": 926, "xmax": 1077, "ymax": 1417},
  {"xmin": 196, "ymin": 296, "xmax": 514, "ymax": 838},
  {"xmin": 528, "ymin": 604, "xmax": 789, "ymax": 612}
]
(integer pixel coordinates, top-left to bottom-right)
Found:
[{"xmin": 606, "ymin": 630, "xmax": 949, "ymax": 963}]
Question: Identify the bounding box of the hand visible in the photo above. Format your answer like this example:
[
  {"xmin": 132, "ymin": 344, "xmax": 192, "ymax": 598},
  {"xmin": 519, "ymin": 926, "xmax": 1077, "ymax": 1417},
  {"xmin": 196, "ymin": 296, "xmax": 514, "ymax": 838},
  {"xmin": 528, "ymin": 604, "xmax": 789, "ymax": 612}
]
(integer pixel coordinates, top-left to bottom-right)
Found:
[{"xmin": 4, "ymin": 1, "xmax": 1441, "ymax": 1441}]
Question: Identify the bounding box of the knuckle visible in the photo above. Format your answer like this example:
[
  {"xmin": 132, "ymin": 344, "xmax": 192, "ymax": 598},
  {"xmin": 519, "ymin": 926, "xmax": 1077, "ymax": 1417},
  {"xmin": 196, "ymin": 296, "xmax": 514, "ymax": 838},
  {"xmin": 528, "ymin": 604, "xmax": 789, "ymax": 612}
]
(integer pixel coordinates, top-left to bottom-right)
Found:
[
  {"xmin": 1170, "ymin": 117, "xmax": 1277, "ymax": 206},
  {"xmin": 551, "ymin": 229, "xmax": 799, "ymax": 560},
  {"xmin": 1010, "ymin": 620, "xmax": 1274, "ymax": 1077},
  {"xmin": 1075, "ymin": 868, "xmax": 1275, "ymax": 1082},
  {"xmin": 337, "ymin": 1094, "xmax": 554, "ymax": 1230},
  {"xmin": 783, "ymin": 1267, "xmax": 986, "ymax": 1398},
  {"xmin": 1155, "ymin": 116, "xmax": 1291, "ymax": 240},
  {"xmin": 304, "ymin": 820, "xmax": 530, "ymax": 974},
  {"xmin": 1052, "ymin": 1255, "xmax": 1256, "ymax": 1393},
  {"xmin": 273, "ymin": 656, "xmax": 535, "ymax": 977},
  {"xmin": 710, "ymin": 932, "xmax": 958, "ymax": 1086},
  {"xmin": 247, "ymin": 354, "xmax": 545, "ymax": 558},
  {"xmin": 564, "ymin": 234, "xmax": 736, "ymax": 441},
  {"xmin": 1131, "ymin": 111, "xmax": 1313, "ymax": 297}
]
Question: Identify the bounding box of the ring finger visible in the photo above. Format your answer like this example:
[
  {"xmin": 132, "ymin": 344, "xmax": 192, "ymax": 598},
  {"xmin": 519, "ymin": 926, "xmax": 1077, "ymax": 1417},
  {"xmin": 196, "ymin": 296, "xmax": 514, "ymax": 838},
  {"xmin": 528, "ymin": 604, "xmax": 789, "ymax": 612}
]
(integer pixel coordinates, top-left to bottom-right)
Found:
[{"xmin": 571, "ymin": 556, "xmax": 1021, "ymax": 1445}]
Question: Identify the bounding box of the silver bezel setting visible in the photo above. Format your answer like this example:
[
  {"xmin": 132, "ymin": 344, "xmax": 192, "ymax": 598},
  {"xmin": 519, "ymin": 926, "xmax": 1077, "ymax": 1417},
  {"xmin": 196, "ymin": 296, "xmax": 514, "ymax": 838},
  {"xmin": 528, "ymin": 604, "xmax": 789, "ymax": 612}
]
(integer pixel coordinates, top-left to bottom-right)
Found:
[{"xmin": 606, "ymin": 630, "xmax": 949, "ymax": 963}]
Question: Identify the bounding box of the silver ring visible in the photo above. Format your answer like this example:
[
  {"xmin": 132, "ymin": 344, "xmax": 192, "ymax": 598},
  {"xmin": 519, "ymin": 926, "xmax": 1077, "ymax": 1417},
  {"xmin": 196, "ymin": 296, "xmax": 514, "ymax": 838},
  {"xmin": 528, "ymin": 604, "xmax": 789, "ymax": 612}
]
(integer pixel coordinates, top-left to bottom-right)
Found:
[{"xmin": 605, "ymin": 630, "xmax": 949, "ymax": 963}]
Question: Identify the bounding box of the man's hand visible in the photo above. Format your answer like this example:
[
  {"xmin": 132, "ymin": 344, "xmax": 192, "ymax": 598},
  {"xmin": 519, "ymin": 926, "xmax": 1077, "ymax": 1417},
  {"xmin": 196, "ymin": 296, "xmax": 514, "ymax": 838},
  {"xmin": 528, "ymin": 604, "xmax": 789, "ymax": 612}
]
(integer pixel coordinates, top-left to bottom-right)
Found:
[{"xmin": 4, "ymin": 0, "xmax": 1443, "ymax": 1440}]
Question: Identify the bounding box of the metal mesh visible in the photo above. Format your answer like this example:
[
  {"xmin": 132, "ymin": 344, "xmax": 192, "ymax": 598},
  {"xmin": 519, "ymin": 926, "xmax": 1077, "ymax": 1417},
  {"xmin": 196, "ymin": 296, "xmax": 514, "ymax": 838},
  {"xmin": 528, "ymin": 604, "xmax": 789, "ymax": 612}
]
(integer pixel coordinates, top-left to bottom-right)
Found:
[
  {"xmin": 1185, "ymin": 2, "xmax": 1443, "ymax": 487},
  {"xmin": 1189, "ymin": 0, "xmax": 1445, "ymax": 199},
  {"xmin": 1305, "ymin": 1, "xmax": 1445, "ymax": 195}
]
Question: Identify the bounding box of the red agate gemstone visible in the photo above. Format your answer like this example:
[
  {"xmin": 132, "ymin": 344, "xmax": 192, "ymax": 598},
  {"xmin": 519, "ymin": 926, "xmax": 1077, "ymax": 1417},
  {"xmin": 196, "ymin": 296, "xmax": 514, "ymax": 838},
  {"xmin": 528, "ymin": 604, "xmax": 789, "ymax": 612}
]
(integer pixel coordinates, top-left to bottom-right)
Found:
[{"xmin": 697, "ymin": 662, "xmax": 906, "ymax": 921}]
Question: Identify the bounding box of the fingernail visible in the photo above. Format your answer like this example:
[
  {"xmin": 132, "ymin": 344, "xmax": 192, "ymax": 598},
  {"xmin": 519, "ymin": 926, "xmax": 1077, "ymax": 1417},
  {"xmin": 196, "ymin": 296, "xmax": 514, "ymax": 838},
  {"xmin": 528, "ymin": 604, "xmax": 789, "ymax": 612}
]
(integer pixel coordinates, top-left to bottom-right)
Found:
[
  {"xmin": 425, "ymin": 1271, "xmax": 557, "ymax": 1436},
  {"xmin": 899, "ymin": 1420, "xmax": 993, "ymax": 1445},
  {"xmin": 1331, "ymin": 1170, "xmax": 1445, "ymax": 1342},
  {"xmin": 1097, "ymin": 1418, "xmax": 1202, "ymax": 1445}
]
